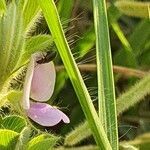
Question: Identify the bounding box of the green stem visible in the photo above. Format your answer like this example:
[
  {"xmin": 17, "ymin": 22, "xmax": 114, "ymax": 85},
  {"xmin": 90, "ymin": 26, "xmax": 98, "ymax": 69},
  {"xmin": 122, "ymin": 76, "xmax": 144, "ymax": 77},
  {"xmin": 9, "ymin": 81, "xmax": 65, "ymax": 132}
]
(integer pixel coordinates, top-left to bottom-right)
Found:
[{"xmin": 117, "ymin": 74, "xmax": 150, "ymax": 115}]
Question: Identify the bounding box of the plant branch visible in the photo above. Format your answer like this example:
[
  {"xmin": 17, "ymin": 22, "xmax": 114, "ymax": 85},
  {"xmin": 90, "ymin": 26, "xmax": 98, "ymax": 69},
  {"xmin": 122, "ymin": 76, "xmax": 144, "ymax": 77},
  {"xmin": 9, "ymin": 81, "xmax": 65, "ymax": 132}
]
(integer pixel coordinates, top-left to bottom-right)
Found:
[{"xmin": 56, "ymin": 64, "xmax": 147, "ymax": 78}]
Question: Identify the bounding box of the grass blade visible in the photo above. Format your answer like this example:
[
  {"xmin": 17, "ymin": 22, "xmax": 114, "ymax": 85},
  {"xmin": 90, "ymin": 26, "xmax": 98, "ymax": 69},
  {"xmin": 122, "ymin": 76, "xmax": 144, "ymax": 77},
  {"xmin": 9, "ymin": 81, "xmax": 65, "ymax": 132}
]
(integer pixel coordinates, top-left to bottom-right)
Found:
[
  {"xmin": 92, "ymin": 0, "xmax": 118, "ymax": 149},
  {"xmin": 38, "ymin": 0, "xmax": 111, "ymax": 149}
]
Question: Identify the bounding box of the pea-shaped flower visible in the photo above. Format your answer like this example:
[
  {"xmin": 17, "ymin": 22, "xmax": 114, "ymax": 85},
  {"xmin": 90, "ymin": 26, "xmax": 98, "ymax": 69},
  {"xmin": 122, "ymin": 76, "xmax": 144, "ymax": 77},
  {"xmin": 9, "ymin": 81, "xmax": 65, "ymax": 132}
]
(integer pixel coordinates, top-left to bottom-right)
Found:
[{"xmin": 22, "ymin": 53, "xmax": 70, "ymax": 126}]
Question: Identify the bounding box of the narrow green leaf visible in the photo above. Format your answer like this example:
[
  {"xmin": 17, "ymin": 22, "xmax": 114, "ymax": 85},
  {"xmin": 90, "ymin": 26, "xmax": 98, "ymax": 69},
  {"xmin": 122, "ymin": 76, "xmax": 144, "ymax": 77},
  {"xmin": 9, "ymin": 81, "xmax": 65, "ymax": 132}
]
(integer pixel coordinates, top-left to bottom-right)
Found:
[
  {"xmin": 92, "ymin": 0, "xmax": 118, "ymax": 149},
  {"xmin": 0, "ymin": 129, "xmax": 19, "ymax": 149},
  {"xmin": 111, "ymin": 21, "xmax": 137, "ymax": 67},
  {"xmin": 115, "ymin": 1, "xmax": 150, "ymax": 18},
  {"xmin": 107, "ymin": 4, "xmax": 136, "ymax": 67},
  {"xmin": 110, "ymin": 21, "xmax": 135, "ymax": 59},
  {"xmin": 38, "ymin": 0, "xmax": 111, "ymax": 149},
  {"xmin": 114, "ymin": 20, "xmax": 150, "ymax": 67},
  {"xmin": 129, "ymin": 20, "xmax": 150, "ymax": 57},
  {"xmin": 1, "ymin": 115, "xmax": 27, "ymax": 133}
]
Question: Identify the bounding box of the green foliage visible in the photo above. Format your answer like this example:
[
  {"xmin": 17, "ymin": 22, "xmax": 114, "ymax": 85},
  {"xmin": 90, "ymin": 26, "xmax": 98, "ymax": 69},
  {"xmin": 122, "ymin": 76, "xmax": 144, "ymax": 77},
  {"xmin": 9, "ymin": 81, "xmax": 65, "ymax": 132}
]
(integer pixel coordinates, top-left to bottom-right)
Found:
[
  {"xmin": 64, "ymin": 121, "xmax": 91, "ymax": 146},
  {"xmin": 74, "ymin": 26, "xmax": 95, "ymax": 58},
  {"xmin": 26, "ymin": 134, "xmax": 59, "ymax": 150},
  {"xmin": 15, "ymin": 127, "xmax": 32, "ymax": 150},
  {"xmin": 0, "ymin": 1, "xmax": 24, "ymax": 83},
  {"xmin": 0, "ymin": 0, "xmax": 6, "ymax": 15},
  {"xmin": 119, "ymin": 144, "xmax": 138, "ymax": 150},
  {"xmin": 0, "ymin": 115, "xmax": 27, "ymax": 133},
  {"xmin": 23, "ymin": 0, "xmax": 40, "ymax": 33},
  {"xmin": 64, "ymin": 74, "xmax": 150, "ymax": 146},
  {"xmin": 0, "ymin": 0, "xmax": 54, "ymax": 99},
  {"xmin": 56, "ymin": 145, "xmax": 98, "ymax": 150},
  {"xmin": 129, "ymin": 20, "xmax": 150, "ymax": 57},
  {"xmin": 117, "ymin": 74, "xmax": 150, "ymax": 115},
  {"xmin": 0, "ymin": 0, "xmax": 149, "ymax": 149},
  {"xmin": 52, "ymin": 70, "xmax": 68, "ymax": 100},
  {"xmin": 0, "ymin": 129, "xmax": 19, "ymax": 150},
  {"xmin": 38, "ymin": 0, "xmax": 111, "ymax": 149},
  {"xmin": 58, "ymin": 0, "xmax": 74, "ymax": 21},
  {"xmin": 21, "ymin": 34, "xmax": 53, "ymax": 64},
  {"xmin": 114, "ymin": 19, "xmax": 150, "ymax": 67},
  {"xmin": 115, "ymin": 1, "xmax": 150, "ymax": 18},
  {"xmin": 121, "ymin": 133, "xmax": 150, "ymax": 150},
  {"xmin": 92, "ymin": 0, "xmax": 118, "ymax": 149}
]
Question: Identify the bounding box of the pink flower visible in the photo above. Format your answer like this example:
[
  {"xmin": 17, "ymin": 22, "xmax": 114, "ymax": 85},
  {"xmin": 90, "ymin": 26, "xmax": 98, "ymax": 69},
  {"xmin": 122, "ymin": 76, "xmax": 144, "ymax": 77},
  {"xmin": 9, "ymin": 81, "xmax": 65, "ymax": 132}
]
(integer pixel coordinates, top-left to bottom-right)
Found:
[{"xmin": 21, "ymin": 53, "xmax": 70, "ymax": 126}]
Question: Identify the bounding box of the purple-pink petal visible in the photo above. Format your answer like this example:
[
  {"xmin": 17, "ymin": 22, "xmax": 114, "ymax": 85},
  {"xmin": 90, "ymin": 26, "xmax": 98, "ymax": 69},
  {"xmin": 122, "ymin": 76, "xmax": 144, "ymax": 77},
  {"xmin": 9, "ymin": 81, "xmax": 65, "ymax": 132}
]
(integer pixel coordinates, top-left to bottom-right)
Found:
[
  {"xmin": 30, "ymin": 62, "xmax": 56, "ymax": 102},
  {"xmin": 27, "ymin": 102, "xmax": 70, "ymax": 126}
]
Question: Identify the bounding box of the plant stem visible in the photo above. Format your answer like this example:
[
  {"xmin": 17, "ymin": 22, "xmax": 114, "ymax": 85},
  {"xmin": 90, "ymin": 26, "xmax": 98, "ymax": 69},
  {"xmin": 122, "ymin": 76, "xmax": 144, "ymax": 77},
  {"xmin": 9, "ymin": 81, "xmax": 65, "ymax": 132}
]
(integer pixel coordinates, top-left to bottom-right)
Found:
[{"xmin": 56, "ymin": 64, "xmax": 147, "ymax": 78}]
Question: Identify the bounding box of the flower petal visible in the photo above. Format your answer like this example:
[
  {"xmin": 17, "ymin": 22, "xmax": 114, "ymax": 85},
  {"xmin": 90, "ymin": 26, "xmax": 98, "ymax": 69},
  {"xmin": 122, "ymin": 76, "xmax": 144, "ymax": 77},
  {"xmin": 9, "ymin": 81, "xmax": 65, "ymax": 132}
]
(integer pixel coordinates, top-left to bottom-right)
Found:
[
  {"xmin": 22, "ymin": 56, "xmax": 35, "ymax": 110},
  {"xmin": 30, "ymin": 62, "xmax": 56, "ymax": 102},
  {"xmin": 27, "ymin": 102, "xmax": 70, "ymax": 126}
]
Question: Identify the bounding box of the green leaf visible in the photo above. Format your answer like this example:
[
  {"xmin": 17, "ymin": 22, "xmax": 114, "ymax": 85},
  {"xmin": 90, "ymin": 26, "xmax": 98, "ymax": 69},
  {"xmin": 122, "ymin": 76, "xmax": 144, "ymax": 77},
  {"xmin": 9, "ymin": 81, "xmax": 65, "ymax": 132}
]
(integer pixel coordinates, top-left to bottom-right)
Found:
[
  {"xmin": 0, "ymin": 1, "xmax": 24, "ymax": 83},
  {"xmin": 109, "ymin": 5, "xmax": 137, "ymax": 68},
  {"xmin": 58, "ymin": 0, "xmax": 74, "ymax": 21},
  {"xmin": 15, "ymin": 127, "xmax": 32, "ymax": 150},
  {"xmin": 23, "ymin": 0, "xmax": 40, "ymax": 32},
  {"xmin": 110, "ymin": 20, "xmax": 137, "ymax": 67},
  {"xmin": 115, "ymin": 1, "xmax": 150, "ymax": 18},
  {"xmin": 21, "ymin": 34, "xmax": 53, "ymax": 63},
  {"xmin": 139, "ymin": 46, "xmax": 150, "ymax": 67},
  {"xmin": 38, "ymin": 0, "xmax": 111, "ymax": 149},
  {"xmin": 114, "ymin": 20, "xmax": 150, "ymax": 67},
  {"xmin": 7, "ymin": 90, "xmax": 23, "ymax": 105},
  {"xmin": 1, "ymin": 115, "xmax": 27, "ymax": 133},
  {"xmin": 0, "ymin": 129, "xmax": 19, "ymax": 150},
  {"xmin": 26, "ymin": 134, "xmax": 59, "ymax": 150},
  {"xmin": 0, "ymin": 0, "xmax": 6, "ymax": 15},
  {"xmin": 92, "ymin": 0, "xmax": 118, "ymax": 149},
  {"xmin": 129, "ymin": 20, "xmax": 150, "ymax": 57}
]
